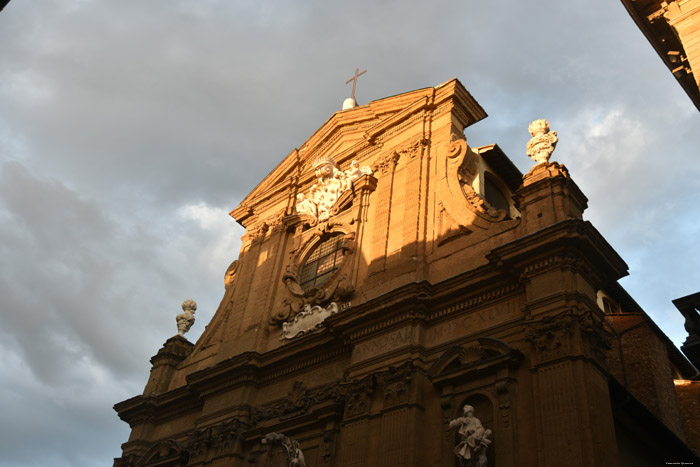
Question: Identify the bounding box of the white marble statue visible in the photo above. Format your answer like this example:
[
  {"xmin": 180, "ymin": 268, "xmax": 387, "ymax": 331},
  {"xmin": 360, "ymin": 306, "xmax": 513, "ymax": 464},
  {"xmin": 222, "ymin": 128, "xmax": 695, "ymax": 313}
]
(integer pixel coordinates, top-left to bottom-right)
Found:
[
  {"xmin": 176, "ymin": 299, "xmax": 196, "ymax": 337},
  {"xmin": 295, "ymin": 158, "xmax": 372, "ymax": 223},
  {"xmin": 526, "ymin": 119, "xmax": 558, "ymax": 165},
  {"xmin": 449, "ymin": 405, "xmax": 492, "ymax": 467}
]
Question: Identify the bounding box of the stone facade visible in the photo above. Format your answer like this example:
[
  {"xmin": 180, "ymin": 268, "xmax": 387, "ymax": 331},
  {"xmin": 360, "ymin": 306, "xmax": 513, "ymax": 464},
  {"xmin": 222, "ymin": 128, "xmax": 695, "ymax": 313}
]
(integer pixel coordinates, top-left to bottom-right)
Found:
[
  {"xmin": 114, "ymin": 79, "xmax": 699, "ymax": 466},
  {"xmin": 622, "ymin": 0, "xmax": 700, "ymax": 110}
]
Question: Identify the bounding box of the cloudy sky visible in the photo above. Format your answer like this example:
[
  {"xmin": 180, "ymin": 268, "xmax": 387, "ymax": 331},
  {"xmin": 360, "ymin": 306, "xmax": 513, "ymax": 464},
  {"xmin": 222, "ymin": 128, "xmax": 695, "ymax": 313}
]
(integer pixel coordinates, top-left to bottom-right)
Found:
[{"xmin": 1, "ymin": 1, "xmax": 698, "ymax": 465}]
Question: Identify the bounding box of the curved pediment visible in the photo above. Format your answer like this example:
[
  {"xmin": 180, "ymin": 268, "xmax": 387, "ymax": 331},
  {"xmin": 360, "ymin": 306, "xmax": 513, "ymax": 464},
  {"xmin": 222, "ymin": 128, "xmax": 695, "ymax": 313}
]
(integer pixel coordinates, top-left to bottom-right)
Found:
[{"xmin": 428, "ymin": 337, "xmax": 523, "ymax": 385}]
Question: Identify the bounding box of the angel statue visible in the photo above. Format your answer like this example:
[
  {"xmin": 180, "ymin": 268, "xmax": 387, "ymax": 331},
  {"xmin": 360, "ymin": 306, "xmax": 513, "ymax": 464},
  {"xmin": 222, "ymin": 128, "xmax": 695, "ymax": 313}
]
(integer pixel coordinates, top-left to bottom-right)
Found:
[
  {"xmin": 448, "ymin": 405, "xmax": 493, "ymax": 467},
  {"xmin": 526, "ymin": 118, "xmax": 558, "ymax": 165}
]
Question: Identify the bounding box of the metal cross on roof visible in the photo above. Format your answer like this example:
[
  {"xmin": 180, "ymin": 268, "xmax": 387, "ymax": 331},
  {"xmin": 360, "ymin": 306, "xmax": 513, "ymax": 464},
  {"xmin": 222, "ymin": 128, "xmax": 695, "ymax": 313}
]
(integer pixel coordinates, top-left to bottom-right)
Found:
[{"xmin": 345, "ymin": 68, "xmax": 367, "ymax": 100}]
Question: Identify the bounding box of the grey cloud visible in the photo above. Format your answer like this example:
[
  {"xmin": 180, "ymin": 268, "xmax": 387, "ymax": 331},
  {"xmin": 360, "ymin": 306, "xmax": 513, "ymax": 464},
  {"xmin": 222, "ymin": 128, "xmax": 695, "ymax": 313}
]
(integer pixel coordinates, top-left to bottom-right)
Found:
[{"xmin": 0, "ymin": 0, "xmax": 698, "ymax": 465}]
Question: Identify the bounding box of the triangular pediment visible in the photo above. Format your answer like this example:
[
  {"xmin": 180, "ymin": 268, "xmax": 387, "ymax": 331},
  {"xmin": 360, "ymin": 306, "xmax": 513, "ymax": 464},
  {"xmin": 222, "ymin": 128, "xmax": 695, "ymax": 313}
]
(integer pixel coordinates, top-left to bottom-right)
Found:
[{"xmin": 231, "ymin": 78, "xmax": 486, "ymax": 227}]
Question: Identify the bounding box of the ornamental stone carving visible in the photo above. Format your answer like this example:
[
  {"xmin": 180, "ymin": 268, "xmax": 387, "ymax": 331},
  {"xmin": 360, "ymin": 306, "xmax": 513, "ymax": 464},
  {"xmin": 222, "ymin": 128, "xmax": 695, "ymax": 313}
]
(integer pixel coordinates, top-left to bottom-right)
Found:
[
  {"xmin": 376, "ymin": 362, "xmax": 413, "ymax": 407},
  {"xmin": 295, "ymin": 158, "xmax": 372, "ymax": 223},
  {"xmin": 281, "ymin": 302, "xmax": 340, "ymax": 340},
  {"xmin": 224, "ymin": 260, "xmax": 239, "ymax": 289},
  {"xmin": 526, "ymin": 119, "xmax": 558, "ymax": 165},
  {"xmin": 448, "ymin": 405, "xmax": 493, "ymax": 467},
  {"xmin": 263, "ymin": 432, "xmax": 307, "ymax": 467},
  {"xmin": 176, "ymin": 299, "xmax": 196, "ymax": 337}
]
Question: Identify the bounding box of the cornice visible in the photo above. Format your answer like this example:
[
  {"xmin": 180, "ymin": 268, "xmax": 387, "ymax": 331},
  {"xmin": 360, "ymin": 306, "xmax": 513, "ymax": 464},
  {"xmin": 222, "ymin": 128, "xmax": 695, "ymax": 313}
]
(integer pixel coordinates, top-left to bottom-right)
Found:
[
  {"xmin": 486, "ymin": 219, "xmax": 628, "ymax": 286},
  {"xmin": 114, "ymin": 386, "xmax": 203, "ymax": 427}
]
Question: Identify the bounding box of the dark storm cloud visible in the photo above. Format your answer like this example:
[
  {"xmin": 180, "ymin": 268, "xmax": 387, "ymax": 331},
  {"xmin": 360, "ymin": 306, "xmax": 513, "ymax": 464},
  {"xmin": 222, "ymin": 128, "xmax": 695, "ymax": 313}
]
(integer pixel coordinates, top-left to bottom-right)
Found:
[{"xmin": 0, "ymin": 0, "xmax": 698, "ymax": 465}]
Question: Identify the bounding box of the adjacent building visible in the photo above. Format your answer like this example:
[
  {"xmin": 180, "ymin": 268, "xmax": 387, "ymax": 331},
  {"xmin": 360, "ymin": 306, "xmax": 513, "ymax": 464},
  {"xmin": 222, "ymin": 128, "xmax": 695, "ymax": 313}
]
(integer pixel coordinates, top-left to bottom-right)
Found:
[{"xmin": 621, "ymin": 0, "xmax": 700, "ymax": 110}]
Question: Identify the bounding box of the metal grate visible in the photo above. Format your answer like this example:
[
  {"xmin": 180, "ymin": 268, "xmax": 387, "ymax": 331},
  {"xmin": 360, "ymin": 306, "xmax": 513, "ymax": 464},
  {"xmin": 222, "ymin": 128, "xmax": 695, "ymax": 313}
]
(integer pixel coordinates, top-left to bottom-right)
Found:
[{"xmin": 299, "ymin": 236, "xmax": 346, "ymax": 291}]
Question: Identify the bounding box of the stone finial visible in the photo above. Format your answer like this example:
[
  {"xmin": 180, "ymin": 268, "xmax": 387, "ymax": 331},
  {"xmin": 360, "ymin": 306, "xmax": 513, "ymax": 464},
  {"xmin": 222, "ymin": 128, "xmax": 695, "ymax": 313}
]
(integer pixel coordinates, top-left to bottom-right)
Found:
[
  {"xmin": 448, "ymin": 405, "xmax": 493, "ymax": 467},
  {"xmin": 526, "ymin": 119, "xmax": 558, "ymax": 165},
  {"xmin": 176, "ymin": 299, "xmax": 196, "ymax": 337}
]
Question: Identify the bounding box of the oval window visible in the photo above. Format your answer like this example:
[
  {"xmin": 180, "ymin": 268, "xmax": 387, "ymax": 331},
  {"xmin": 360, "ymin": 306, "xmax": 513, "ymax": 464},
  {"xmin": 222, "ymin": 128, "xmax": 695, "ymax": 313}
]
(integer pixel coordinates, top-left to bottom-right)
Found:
[{"xmin": 299, "ymin": 235, "xmax": 347, "ymax": 291}]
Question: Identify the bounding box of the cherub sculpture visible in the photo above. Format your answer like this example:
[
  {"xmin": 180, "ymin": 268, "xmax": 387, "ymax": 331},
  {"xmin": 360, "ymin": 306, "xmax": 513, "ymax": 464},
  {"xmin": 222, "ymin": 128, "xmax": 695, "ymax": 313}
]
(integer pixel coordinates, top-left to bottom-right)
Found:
[
  {"xmin": 176, "ymin": 299, "xmax": 196, "ymax": 337},
  {"xmin": 448, "ymin": 405, "xmax": 493, "ymax": 467},
  {"xmin": 295, "ymin": 158, "xmax": 373, "ymax": 223},
  {"xmin": 526, "ymin": 118, "xmax": 558, "ymax": 165}
]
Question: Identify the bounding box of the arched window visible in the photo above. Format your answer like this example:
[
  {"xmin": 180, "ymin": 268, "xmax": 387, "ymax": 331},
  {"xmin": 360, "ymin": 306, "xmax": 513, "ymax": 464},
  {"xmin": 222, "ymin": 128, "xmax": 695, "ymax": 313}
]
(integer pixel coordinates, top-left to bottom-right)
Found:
[{"xmin": 299, "ymin": 235, "xmax": 347, "ymax": 291}]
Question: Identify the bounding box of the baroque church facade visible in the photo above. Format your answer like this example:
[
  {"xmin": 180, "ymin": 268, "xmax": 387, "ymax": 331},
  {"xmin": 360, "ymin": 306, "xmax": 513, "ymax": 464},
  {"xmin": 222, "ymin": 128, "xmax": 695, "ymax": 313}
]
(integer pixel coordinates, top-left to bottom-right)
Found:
[{"xmin": 115, "ymin": 79, "xmax": 700, "ymax": 466}]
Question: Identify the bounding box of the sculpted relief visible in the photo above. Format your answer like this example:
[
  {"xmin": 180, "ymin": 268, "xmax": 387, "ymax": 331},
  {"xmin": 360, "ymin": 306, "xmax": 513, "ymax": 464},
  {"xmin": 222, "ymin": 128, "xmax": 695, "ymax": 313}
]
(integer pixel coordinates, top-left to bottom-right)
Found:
[{"xmin": 295, "ymin": 158, "xmax": 372, "ymax": 223}]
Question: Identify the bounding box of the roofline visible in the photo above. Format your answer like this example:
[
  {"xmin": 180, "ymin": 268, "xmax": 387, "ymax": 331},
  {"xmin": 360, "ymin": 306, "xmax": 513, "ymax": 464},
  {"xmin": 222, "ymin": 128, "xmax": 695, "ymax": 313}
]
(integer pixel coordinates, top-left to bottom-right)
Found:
[
  {"xmin": 620, "ymin": 0, "xmax": 700, "ymax": 111},
  {"xmin": 605, "ymin": 282, "xmax": 699, "ymax": 378}
]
